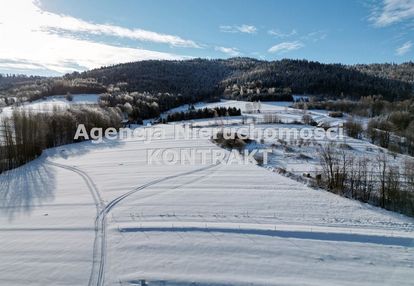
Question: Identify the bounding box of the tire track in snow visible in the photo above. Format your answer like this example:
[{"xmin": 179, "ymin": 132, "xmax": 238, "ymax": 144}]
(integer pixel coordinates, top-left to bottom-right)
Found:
[
  {"xmin": 95, "ymin": 163, "xmax": 219, "ymax": 286},
  {"xmin": 44, "ymin": 160, "xmax": 105, "ymax": 286},
  {"xmin": 45, "ymin": 161, "xmax": 104, "ymax": 208},
  {"xmin": 46, "ymin": 158, "xmax": 219, "ymax": 286}
]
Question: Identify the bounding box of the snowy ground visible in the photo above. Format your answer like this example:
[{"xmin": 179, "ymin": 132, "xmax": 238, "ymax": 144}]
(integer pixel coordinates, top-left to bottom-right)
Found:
[
  {"xmin": 162, "ymin": 100, "xmax": 347, "ymax": 127},
  {"xmin": 1, "ymin": 118, "xmax": 413, "ymax": 285},
  {"xmin": 240, "ymin": 123, "xmax": 409, "ymax": 177},
  {"xmin": 165, "ymin": 100, "xmax": 401, "ymax": 177}
]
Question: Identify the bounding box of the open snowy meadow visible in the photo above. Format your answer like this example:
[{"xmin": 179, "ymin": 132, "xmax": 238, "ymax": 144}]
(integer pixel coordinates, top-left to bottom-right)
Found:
[
  {"xmin": 2, "ymin": 0, "xmax": 414, "ymax": 284},
  {"xmin": 1, "ymin": 104, "xmax": 413, "ymax": 285}
]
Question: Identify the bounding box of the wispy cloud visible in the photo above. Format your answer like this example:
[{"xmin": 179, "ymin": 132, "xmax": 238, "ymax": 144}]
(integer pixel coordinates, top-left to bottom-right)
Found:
[
  {"xmin": 396, "ymin": 41, "xmax": 412, "ymax": 55},
  {"xmin": 301, "ymin": 30, "xmax": 327, "ymax": 42},
  {"xmin": 214, "ymin": 46, "xmax": 241, "ymax": 56},
  {"xmin": 0, "ymin": 0, "xmax": 194, "ymax": 74},
  {"xmin": 38, "ymin": 13, "xmax": 201, "ymax": 48},
  {"xmin": 370, "ymin": 0, "xmax": 414, "ymax": 27},
  {"xmin": 268, "ymin": 28, "xmax": 326, "ymax": 45},
  {"xmin": 268, "ymin": 41, "xmax": 304, "ymax": 54},
  {"xmin": 219, "ymin": 24, "xmax": 257, "ymax": 34},
  {"xmin": 268, "ymin": 29, "xmax": 297, "ymax": 38}
]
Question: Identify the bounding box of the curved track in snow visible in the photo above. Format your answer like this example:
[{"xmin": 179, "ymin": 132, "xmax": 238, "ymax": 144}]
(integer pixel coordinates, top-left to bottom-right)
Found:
[
  {"xmin": 45, "ymin": 161, "xmax": 105, "ymax": 286},
  {"xmin": 95, "ymin": 163, "xmax": 219, "ymax": 286},
  {"xmin": 46, "ymin": 159, "xmax": 219, "ymax": 286}
]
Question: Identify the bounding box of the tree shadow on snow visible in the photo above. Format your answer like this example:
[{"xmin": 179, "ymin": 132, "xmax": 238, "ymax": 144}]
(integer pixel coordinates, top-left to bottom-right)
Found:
[
  {"xmin": 120, "ymin": 226, "xmax": 414, "ymax": 248},
  {"xmin": 0, "ymin": 139, "xmax": 125, "ymax": 221},
  {"xmin": 0, "ymin": 157, "xmax": 56, "ymax": 221}
]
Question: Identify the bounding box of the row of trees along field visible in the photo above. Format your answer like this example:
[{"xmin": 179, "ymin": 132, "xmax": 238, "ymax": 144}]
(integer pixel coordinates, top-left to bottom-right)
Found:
[
  {"xmin": 166, "ymin": 107, "xmax": 241, "ymax": 122},
  {"xmin": 0, "ymin": 107, "xmax": 122, "ymax": 173},
  {"xmin": 223, "ymin": 83, "xmax": 293, "ymax": 102},
  {"xmin": 317, "ymin": 143, "xmax": 414, "ymax": 217},
  {"xmin": 296, "ymin": 96, "xmax": 414, "ymax": 118}
]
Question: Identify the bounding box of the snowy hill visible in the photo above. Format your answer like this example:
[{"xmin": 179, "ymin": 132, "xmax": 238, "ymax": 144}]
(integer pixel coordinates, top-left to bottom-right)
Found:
[{"xmin": 0, "ymin": 120, "xmax": 413, "ymax": 285}]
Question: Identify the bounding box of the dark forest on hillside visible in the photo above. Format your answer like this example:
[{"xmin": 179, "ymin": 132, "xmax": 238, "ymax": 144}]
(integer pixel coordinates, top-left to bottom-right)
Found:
[
  {"xmin": 75, "ymin": 58, "xmax": 413, "ymax": 101},
  {"xmin": 2, "ymin": 58, "xmax": 412, "ymax": 104}
]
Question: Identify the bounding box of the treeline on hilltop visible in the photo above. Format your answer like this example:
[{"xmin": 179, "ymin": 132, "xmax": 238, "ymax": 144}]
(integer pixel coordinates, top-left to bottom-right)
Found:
[
  {"xmin": 0, "ymin": 107, "xmax": 122, "ymax": 173},
  {"xmin": 354, "ymin": 62, "xmax": 414, "ymax": 84},
  {"xmin": 0, "ymin": 74, "xmax": 44, "ymax": 90},
  {"xmin": 73, "ymin": 59, "xmax": 236, "ymax": 101},
  {"xmin": 74, "ymin": 58, "xmax": 413, "ymax": 101},
  {"xmin": 166, "ymin": 106, "xmax": 241, "ymax": 122},
  {"xmin": 221, "ymin": 59, "xmax": 413, "ymax": 101}
]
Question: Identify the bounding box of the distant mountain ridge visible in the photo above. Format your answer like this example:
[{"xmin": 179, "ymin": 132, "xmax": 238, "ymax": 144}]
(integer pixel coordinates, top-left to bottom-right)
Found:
[{"xmin": 1, "ymin": 58, "xmax": 413, "ymax": 102}]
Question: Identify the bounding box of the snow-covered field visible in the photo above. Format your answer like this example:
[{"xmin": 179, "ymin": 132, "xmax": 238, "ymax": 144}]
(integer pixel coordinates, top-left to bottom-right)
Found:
[
  {"xmin": 163, "ymin": 100, "xmax": 347, "ymax": 127},
  {"xmin": 1, "ymin": 116, "xmax": 413, "ymax": 285},
  {"xmin": 164, "ymin": 100, "xmax": 396, "ymax": 177}
]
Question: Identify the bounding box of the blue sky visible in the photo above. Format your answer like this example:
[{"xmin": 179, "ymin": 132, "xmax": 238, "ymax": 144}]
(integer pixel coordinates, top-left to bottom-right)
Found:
[{"xmin": 0, "ymin": 0, "xmax": 413, "ymax": 75}]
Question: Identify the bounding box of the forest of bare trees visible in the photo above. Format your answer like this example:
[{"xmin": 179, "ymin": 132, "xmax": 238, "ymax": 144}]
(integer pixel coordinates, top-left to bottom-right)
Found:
[
  {"xmin": 166, "ymin": 106, "xmax": 241, "ymax": 122},
  {"xmin": 317, "ymin": 143, "xmax": 414, "ymax": 216},
  {"xmin": 0, "ymin": 107, "xmax": 122, "ymax": 173}
]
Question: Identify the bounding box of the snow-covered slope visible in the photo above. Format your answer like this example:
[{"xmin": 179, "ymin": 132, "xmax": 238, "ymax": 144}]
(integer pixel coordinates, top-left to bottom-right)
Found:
[{"xmin": 0, "ymin": 123, "xmax": 413, "ymax": 286}]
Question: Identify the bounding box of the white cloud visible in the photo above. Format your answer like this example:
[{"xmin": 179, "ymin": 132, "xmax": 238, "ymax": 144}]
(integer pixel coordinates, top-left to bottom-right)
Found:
[
  {"xmin": 396, "ymin": 41, "xmax": 412, "ymax": 55},
  {"xmin": 214, "ymin": 46, "xmax": 241, "ymax": 57},
  {"xmin": 268, "ymin": 29, "xmax": 297, "ymax": 38},
  {"xmin": 0, "ymin": 33, "xmax": 187, "ymax": 74},
  {"xmin": 219, "ymin": 24, "xmax": 257, "ymax": 34},
  {"xmin": 0, "ymin": 0, "xmax": 194, "ymax": 74},
  {"xmin": 268, "ymin": 41, "xmax": 304, "ymax": 54},
  {"xmin": 238, "ymin": 25, "xmax": 257, "ymax": 34},
  {"xmin": 371, "ymin": 0, "xmax": 414, "ymax": 27},
  {"xmin": 37, "ymin": 11, "xmax": 200, "ymax": 48}
]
